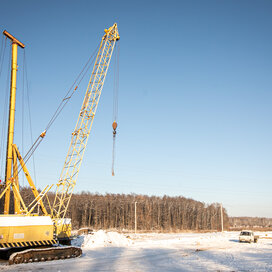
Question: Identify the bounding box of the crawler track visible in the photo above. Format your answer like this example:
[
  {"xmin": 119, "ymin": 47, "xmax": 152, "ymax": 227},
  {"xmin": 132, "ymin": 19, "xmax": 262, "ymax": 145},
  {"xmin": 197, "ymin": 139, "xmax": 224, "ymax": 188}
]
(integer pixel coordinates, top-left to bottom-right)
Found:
[{"xmin": 8, "ymin": 246, "xmax": 82, "ymax": 265}]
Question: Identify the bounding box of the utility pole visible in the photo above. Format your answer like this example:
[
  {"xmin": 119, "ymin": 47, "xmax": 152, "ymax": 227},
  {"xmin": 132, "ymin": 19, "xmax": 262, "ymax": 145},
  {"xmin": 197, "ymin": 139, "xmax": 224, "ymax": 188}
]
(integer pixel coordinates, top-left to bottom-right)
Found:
[
  {"xmin": 135, "ymin": 201, "xmax": 137, "ymax": 234},
  {"xmin": 220, "ymin": 203, "xmax": 224, "ymax": 232}
]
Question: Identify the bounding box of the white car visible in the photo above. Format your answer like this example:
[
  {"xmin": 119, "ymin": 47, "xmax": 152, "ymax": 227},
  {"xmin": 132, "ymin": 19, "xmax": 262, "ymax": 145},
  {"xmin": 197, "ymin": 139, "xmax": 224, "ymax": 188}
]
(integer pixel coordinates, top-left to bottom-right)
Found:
[{"xmin": 239, "ymin": 230, "xmax": 259, "ymax": 243}]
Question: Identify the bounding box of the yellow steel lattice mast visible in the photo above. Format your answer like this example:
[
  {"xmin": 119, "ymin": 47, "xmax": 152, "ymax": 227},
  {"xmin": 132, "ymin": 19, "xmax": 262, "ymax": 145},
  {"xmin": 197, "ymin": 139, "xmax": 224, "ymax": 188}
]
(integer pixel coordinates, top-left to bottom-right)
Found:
[
  {"xmin": 51, "ymin": 24, "xmax": 120, "ymax": 221},
  {"xmin": 3, "ymin": 30, "xmax": 25, "ymax": 214}
]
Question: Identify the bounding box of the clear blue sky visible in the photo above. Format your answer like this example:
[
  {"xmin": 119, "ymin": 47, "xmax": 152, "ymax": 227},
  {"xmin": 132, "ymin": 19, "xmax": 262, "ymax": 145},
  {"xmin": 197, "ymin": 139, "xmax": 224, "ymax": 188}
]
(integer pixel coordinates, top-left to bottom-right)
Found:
[{"xmin": 0, "ymin": 0, "xmax": 272, "ymax": 217}]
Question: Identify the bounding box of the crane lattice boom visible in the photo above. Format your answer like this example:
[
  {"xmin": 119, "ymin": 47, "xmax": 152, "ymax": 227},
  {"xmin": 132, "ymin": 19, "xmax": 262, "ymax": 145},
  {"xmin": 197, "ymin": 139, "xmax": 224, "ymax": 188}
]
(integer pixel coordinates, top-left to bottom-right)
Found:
[{"xmin": 51, "ymin": 23, "xmax": 120, "ymax": 221}]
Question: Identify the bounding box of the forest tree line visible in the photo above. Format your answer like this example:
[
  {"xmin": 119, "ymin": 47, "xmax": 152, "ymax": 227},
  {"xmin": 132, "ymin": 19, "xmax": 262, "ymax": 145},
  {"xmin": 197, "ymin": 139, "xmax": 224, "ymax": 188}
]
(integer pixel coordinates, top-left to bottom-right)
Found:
[
  {"xmin": 1, "ymin": 187, "xmax": 229, "ymax": 231},
  {"xmin": 229, "ymin": 217, "xmax": 272, "ymax": 230}
]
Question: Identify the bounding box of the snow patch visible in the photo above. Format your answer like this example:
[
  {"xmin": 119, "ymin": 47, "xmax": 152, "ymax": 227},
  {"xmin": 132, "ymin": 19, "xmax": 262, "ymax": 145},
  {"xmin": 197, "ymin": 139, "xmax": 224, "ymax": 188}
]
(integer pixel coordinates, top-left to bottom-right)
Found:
[
  {"xmin": 3, "ymin": 231, "xmax": 272, "ymax": 271},
  {"xmin": 73, "ymin": 230, "xmax": 133, "ymax": 248}
]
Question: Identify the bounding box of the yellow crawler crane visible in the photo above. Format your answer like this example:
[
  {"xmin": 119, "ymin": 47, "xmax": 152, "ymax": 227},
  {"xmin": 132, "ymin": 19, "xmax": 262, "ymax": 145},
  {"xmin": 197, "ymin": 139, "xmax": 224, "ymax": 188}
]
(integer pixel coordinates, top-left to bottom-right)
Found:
[{"xmin": 0, "ymin": 24, "xmax": 120, "ymax": 264}]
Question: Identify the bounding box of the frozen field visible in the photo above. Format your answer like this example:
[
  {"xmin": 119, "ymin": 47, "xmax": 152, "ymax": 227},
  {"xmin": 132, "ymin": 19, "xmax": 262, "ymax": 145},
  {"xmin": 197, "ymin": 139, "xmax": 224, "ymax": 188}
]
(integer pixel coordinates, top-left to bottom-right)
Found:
[{"xmin": 1, "ymin": 231, "xmax": 272, "ymax": 271}]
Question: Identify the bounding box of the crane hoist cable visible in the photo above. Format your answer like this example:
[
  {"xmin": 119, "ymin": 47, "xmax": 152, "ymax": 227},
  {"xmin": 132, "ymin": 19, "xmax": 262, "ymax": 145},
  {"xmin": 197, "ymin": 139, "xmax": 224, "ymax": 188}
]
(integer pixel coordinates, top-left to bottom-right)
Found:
[
  {"xmin": 0, "ymin": 35, "xmax": 4, "ymax": 65},
  {"xmin": 21, "ymin": 50, "xmax": 25, "ymax": 186},
  {"xmin": 0, "ymin": 35, "xmax": 7, "ymax": 177},
  {"xmin": 45, "ymin": 44, "xmax": 100, "ymax": 131},
  {"xmin": 22, "ymin": 50, "xmax": 37, "ymax": 186},
  {"xmin": 0, "ymin": 43, "xmax": 10, "ymax": 180},
  {"xmin": 112, "ymin": 42, "xmax": 120, "ymax": 176},
  {"xmin": 16, "ymin": 44, "xmax": 100, "ymax": 175},
  {"xmin": 0, "ymin": 35, "xmax": 7, "ymax": 79}
]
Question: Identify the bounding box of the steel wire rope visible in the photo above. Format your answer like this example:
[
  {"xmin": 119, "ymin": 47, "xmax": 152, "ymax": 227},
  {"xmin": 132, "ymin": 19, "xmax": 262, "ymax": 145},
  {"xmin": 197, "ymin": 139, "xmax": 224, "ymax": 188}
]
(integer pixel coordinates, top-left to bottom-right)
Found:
[
  {"xmin": 21, "ymin": 50, "xmax": 25, "ymax": 186},
  {"xmin": 16, "ymin": 44, "xmax": 100, "ymax": 175},
  {"xmin": 22, "ymin": 50, "xmax": 38, "ymax": 186},
  {"xmin": 1, "ymin": 48, "xmax": 39, "ymax": 186},
  {"xmin": 0, "ymin": 36, "xmax": 7, "ymax": 79},
  {"xmin": 45, "ymin": 44, "xmax": 100, "ymax": 131},
  {"xmin": 0, "ymin": 35, "xmax": 7, "ymax": 177},
  {"xmin": 0, "ymin": 35, "xmax": 4, "ymax": 64},
  {"xmin": 0, "ymin": 44, "xmax": 11, "ymax": 180},
  {"xmin": 111, "ymin": 42, "xmax": 120, "ymax": 176},
  {"xmin": 112, "ymin": 42, "xmax": 120, "ymax": 121}
]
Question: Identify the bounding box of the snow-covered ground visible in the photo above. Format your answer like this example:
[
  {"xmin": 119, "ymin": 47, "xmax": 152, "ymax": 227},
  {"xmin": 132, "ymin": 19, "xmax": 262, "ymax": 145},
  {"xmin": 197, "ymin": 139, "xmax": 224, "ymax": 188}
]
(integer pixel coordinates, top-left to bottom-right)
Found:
[{"xmin": 1, "ymin": 231, "xmax": 272, "ymax": 271}]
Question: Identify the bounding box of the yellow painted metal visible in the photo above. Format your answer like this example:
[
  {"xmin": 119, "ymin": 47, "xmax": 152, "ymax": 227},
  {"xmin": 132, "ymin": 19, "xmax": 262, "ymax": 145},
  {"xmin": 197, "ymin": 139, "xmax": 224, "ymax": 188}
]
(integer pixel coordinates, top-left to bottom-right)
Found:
[
  {"xmin": 55, "ymin": 220, "xmax": 71, "ymax": 239},
  {"xmin": 10, "ymin": 179, "xmax": 28, "ymax": 213},
  {"xmin": 12, "ymin": 144, "xmax": 49, "ymax": 215},
  {"xmin": 1, "ymin": 25, "xmax": 119, "ymax": 247},
  {"xmin": 26, "ymin": 184, "xmax": 53, "ymax": 216},
  {"xmin": 0, "ymin": 180, "xmax": 28, "ymax": 214},
  {"xmin": 3, "ymin": 31, "xmax": 25, "ymax": 214},
  {"xmin": 2, "ymin": 31, "xmax": 49, "ymax": 218},
  {"xmin": 12, "ymin": 146, "xmax": 20, "ymax": 214},
  {"xmin": 51, "ymin": 24, "xmax": 120, "ymax": 229},
  {"xmin": 0, "ymin": 147, "xmax": 50, "ymax": 217},
  {"xmin": 4, "ymin": 42, "xmax": 18, "ymax": 214},
  {"xmin": 0, "ymin": 183, "xmax": 12, "ymax": 200},
  {"xmin": 0, "ymin": 216, "xmax": 54, "ymax": 245},
  {"xmin": 0, "ymin": 176, "xmax": 52, "ymax": 216},
  {"xmin": 3, "ymin": 30, "xmax": 25, "ymax": 49}
]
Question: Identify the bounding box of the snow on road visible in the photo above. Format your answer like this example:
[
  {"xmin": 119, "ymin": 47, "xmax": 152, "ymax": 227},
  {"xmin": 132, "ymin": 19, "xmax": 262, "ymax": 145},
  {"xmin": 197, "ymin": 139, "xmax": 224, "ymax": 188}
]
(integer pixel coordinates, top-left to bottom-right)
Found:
[{"xmin": 1, "ymin": 231, "xmax": 272, "ymax": 271}]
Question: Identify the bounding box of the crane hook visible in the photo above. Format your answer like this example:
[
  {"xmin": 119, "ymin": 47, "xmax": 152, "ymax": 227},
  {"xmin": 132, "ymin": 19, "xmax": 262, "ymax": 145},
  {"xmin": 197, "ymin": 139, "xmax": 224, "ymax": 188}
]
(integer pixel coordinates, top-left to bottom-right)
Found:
[
  {"xmin": 112, "ymin": 121, "xmax": 117, "ymax": 135},
  {"xmin": 112, "ymin": 121, "xmax": 118, "ymax": 176}
]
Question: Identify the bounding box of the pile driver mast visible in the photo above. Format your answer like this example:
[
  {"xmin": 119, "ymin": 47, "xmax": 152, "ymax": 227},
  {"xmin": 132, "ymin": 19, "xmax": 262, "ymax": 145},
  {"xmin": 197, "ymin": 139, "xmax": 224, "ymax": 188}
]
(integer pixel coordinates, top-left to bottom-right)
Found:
[
  {"xmin": 3, "ymin": 30, "xmax": 25, "ymax": 214},
  {"xmin": 1, "ymin": 31, "xmax": 49, "ymax": 217}
]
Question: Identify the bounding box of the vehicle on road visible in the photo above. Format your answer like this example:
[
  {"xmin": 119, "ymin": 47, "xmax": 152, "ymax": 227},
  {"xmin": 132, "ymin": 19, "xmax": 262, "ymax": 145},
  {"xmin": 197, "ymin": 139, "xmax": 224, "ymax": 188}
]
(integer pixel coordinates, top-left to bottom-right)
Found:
[{"xmin": 239, "ymin": 231, "xmax": 259, "ymax": 243}]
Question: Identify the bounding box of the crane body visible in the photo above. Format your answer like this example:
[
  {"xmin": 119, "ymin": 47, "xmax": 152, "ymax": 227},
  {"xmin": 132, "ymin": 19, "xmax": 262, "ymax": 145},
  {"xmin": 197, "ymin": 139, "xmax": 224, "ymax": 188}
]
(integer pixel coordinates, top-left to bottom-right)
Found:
[{"xmin": 0, "ymin": 24, "xmax": 119, "ymax": 264}]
